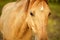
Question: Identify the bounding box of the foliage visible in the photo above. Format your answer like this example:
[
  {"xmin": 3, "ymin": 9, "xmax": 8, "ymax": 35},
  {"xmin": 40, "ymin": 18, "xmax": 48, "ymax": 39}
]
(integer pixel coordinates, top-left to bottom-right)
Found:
[{"xmin": 48, "ymin": 0, "xmax": 60, "ymax": 4}]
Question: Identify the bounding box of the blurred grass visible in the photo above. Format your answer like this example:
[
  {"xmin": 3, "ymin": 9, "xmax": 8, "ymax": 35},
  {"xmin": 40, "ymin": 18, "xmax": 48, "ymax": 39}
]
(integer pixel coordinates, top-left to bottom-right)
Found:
[
  {"xmin": 47, "ymin": 3, "xmax": 60, "ymax": 40},
  {"xmin": 0, "ymin": 0, "xmax": 60, "ymax": 40}
]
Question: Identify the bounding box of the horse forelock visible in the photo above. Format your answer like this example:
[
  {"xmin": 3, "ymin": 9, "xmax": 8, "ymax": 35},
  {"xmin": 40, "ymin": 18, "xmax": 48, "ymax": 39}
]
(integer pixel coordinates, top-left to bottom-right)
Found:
[{"xmin": 16, "ymin": 0, "xmax": 48, "ymax": 12}]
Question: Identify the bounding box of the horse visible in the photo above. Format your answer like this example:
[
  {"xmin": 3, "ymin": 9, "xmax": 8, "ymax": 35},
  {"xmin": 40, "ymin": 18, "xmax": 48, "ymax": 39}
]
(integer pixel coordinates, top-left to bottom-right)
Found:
[{"xmin": 0, "ymin": 0, "xmax": 51, "ymax": 40}]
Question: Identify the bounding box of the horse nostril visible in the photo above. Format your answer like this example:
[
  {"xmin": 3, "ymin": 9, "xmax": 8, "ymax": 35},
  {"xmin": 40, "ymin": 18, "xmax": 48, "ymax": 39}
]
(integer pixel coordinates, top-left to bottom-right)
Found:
[{"xmin": 30, "ymin": 12, "xmax": 34, "ymax": 16}]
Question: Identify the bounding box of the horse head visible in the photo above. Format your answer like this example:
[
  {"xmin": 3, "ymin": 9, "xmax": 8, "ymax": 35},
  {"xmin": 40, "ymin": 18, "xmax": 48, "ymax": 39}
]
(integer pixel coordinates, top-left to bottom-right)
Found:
[{"xmin": 26, "ymin": 0, "xmax": 51, "ymax": 40}]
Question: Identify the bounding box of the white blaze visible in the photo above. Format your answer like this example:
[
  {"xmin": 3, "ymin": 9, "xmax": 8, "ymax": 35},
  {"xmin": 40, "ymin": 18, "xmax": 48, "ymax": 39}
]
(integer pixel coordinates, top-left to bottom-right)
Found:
[{"xmin": 40, "ymin": 6, "xmax": 44, "ymax": 11}]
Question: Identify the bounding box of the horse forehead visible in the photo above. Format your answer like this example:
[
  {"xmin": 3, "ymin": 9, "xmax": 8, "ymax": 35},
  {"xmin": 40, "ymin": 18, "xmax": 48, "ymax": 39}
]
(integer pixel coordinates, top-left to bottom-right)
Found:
[
  {"xmin": 30, "ymin": 6, "xmax": 44, "ymax": 12},
  {"xmin": 30, "ymin": 3, "xmax": 44, "ymax": 11},
  {"xmin": 40, "ymin": 6, "xmax": 44, "ymax": 11},
  {"xmin": 29, "ymin": 1, "xmax": 50, "ymax": 12}
]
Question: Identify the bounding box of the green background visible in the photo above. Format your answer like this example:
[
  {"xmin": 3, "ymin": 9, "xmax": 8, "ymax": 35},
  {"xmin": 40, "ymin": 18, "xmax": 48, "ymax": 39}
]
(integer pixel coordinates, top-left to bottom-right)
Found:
[{"xmin": 0, "ymin": 0, "xmax": 60, "ymax": 40}]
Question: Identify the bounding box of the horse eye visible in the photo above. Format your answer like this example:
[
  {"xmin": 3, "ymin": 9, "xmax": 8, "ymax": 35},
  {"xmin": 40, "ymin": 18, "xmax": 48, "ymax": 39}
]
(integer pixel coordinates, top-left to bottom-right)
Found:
[
  {"xmin": 30, "ymin": 12, "xmax": 34, "ymax": 16},
  {"xmin": 48, "ymin": 12, "xmax": 51, "ymax": 16}
]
